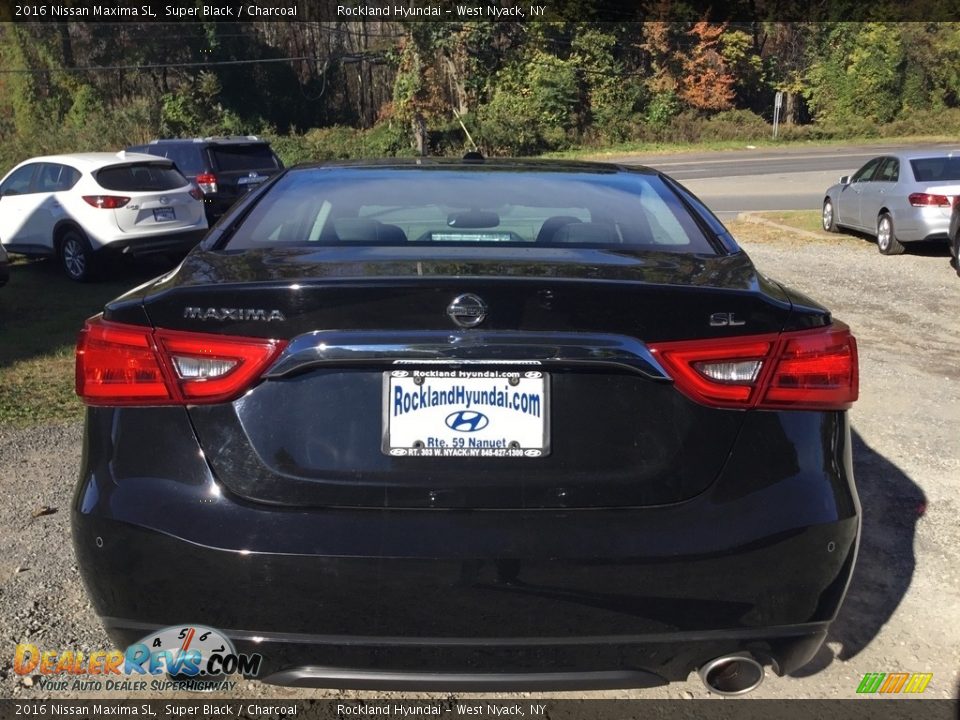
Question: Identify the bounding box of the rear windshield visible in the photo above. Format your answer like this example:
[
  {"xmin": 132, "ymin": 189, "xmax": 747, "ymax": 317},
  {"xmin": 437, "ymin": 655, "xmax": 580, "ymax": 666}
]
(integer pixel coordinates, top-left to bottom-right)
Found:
[
  {"xmin": 910, "ymin": 157, "xmax": 960, "ymax": 182},
  {"xmin": 226, "ymin": 169, "xmax": 716, "ymax": 253},
  {"xmin": 95, "ymin": 163, "xmax": 188, "ymax": 191},
  {"xmin": 210, "ymin": 144, "xmax": 281, "ymax": 172},
  {"xmin": 129, "ymin": 145, "xmax": 205, "ymax": 175}
]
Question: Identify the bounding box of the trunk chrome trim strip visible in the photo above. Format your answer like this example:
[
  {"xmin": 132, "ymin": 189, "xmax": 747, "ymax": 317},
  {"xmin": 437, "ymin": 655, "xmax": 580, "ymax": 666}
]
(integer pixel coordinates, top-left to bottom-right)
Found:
[{"xmin": 264, "ymin": 330, "xmax": 671, "ymax": 381}]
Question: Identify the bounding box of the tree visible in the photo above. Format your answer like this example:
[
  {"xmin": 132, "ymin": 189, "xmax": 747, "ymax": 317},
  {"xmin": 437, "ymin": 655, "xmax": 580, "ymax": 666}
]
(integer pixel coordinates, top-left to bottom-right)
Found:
[
  {"xmin": 804, "ymin": 23, "xmax": 905, "ymax": 124},
  {"xmin": 680, "ymin": 22, "xmax": 736, "ymax": 112},
  {"xmin": 571, "ymin": 25, "xmax": 643, "ymax": 141}
]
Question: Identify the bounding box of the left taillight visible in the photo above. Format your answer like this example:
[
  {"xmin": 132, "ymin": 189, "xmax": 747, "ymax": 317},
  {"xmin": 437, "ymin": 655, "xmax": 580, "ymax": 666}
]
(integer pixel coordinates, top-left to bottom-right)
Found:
[
  {"xmin": 76, "ymin": 316, "xmax": 286, "ymax": 405},
  {"xmin": 82, "ymin": 195, "xmax": 131, "ymax": 209},
  {"xmin": 649, "ymin": 322, "xmax": 859, "ymax": 411},
  {"xmin": 908, "ymin": 193, "xmax": 952, "ymax": 208}
]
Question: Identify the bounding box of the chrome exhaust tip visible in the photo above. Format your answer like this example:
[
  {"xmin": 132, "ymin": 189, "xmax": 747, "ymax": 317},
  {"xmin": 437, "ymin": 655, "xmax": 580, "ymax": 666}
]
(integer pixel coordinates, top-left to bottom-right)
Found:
[{"xmin": 698, "ymin": 654, "xmax": 765, "ymax": 696}]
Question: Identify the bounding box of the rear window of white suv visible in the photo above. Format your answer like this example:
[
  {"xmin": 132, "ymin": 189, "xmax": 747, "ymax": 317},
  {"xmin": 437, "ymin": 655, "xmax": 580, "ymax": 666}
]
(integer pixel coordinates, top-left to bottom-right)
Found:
[{"xmin": 95, "ymin": 163, "xmax": 188, "ymax": 192}]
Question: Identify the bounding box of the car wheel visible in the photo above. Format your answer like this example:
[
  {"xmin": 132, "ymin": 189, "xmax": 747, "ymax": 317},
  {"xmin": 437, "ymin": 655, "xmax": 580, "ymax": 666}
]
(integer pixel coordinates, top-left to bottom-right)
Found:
[
  {"xmin": 59, "ymin": 230, "xmax": 99, "ymax": 282},
  {"xmin": 876, "ymin": 213, "xmax": 905, "ymax": 255},
  {"xmin": 822, "ymin": 198, "xmax": 838, "ymax": 232}
]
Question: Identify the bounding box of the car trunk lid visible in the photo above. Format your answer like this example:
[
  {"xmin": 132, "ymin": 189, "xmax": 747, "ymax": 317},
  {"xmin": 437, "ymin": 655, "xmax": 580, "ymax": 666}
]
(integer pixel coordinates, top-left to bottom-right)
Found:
[{"xmin": 129, "ymin": 247, "xmax": 802, "ymax": 510}]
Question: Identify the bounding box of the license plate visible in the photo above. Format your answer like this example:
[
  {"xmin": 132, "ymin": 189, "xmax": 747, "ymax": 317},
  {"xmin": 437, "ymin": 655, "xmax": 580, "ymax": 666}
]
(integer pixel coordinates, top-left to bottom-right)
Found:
[
  {"xmin": 153, "ymin": 207, "xmax": 175, "ymax": 221},
  {"xmin": 237, "ymin": 176, "xmax": 265, "ymax": 186},
  {"xmin": 383, "ymin": 369, "xmax": 549, "ymax": 458}
]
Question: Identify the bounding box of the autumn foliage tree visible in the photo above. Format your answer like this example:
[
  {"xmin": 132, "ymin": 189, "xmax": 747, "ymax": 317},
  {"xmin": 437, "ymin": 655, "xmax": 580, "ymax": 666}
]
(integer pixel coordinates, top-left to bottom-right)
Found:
[
  {"xmin": 7, "ymin": 20, "xmax": 960, "ymax": 166},
  {"xmin": 680, "ymin": 22, "xmax": 736, "ymax": 112}
]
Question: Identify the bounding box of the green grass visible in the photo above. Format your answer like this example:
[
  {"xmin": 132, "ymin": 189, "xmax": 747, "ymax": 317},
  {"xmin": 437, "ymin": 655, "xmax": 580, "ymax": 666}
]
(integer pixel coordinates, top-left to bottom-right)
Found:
[
  {"xmin": 753, "ymin": 210, "xmax": 828, "ymax": 234},
  {"xmin": 544, "ymin": 134, "xmax": 960, "ymax": 161},
  {"xmin": 0, "ymin": 256, "xmax": 170, "ymax": 427}
]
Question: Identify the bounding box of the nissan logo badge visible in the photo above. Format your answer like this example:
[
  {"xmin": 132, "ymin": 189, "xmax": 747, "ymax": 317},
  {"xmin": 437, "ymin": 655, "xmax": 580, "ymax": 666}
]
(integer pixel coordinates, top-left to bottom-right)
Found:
[{"xmin": 447, "ymin": 293, "xmax": 487, "ymax": 328}]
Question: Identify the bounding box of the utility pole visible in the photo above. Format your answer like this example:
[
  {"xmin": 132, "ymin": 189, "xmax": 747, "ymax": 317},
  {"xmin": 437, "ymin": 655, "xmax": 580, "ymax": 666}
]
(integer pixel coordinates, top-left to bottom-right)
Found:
[{"xmin": 773, "ymin": 91, "xmax": 783, "ymax": 139}]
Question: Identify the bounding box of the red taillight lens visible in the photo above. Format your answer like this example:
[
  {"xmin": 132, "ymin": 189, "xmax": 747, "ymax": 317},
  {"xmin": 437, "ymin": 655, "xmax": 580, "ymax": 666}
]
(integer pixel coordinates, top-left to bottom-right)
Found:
[
  {"xmin": 763, "ymin": 325, "xmax": 859, "ymax": 409},
  {"xmin": 908, "ymin": 193, "xmax": 951, "ymax": 207},
  {"xmin": 76, "ymin": 317, "xmax": 286, "ymax": 406},
  {"xmin": 188, "ymin": 185, "xmax": 203, "ymax": 201},
  {"xmin": 649, "ymin": 336, "xmax": 772, "ymax": 406},
  {"xmin": 649, "ymin": 322, "xmax": 859, "ymax": 411},
  {"xmin": 75, "ymin": 320, "xmax": 171, "ymax": 403},
  {"xmin": 195, "ymin": 172, "xmax": 218, "ymax": 194},
  {"xmin": 155, "ymin": 329, "xmax": 284, "ymax": 402},
  {"xmin": 82, "ymin": 195, "xmax": 131, "ymax": 209}
]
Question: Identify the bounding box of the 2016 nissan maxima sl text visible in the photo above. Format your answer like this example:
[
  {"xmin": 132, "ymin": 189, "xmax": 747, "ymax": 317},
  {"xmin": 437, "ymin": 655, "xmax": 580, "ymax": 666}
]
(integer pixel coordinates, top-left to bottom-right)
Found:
[{"xmin": 72, "ymin": 159, "xmax": 860, "ymax": 695}]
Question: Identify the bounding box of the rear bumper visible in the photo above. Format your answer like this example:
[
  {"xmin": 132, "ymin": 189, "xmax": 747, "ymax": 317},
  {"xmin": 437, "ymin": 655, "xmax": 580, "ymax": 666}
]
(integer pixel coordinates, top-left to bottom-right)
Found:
[
  {"xmin": 895, "ymin": 207, "xmax": 952, "ymax": 242},
  {"xmin": 96, "ymin": 229, "xmax": 207, "ymax": 256},
  {"xmin": 202, "ymin": 193, "xmax": 245, "ymax": 222},
  {"xmin": 72, "ymin": 406, "xmax": 859, "ymax": 689}
]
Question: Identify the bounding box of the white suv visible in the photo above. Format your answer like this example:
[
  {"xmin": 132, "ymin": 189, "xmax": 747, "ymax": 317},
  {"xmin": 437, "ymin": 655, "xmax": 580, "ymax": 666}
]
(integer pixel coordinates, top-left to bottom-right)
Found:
[{"xmin": 0, "ymin": 152, "xmax": 208, "ymax": 281}]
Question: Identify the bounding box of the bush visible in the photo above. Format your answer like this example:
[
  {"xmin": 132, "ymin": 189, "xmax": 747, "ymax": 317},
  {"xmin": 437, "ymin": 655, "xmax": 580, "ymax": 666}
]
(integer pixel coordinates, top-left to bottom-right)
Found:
[
  {"xmin": 476, "ymin": 87, "xmax": 572, "ymax": 156},
  {"xmin": 270, "ymin": 123, "xmax": 417, "ymax": 165},
  {"xmin": 806, "ymin": 116, "xmax": 881, "ymax": 140},
  {"xmin": 360, "ymin": 122, "xmax": 412, "ymax": 157},
  {"xmin": 881, "ymin": 108, "xmax": 960, "ymax": 138},
  {"xmin": 700, "ymin": 110, "xmax": 770, "ymax": 140}
]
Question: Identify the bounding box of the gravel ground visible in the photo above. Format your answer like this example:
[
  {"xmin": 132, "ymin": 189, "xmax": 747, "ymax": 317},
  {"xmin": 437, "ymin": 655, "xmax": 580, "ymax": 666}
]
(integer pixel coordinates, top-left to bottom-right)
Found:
[{"xmin": 1, "ymin": 220, "xmax": 958, "ymax": 702}]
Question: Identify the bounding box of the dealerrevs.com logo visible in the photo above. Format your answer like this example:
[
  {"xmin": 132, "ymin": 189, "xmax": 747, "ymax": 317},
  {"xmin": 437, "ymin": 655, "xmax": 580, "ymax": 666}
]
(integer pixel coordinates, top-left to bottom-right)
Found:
[
  {"xmin": 856, "ymin": 672, "xmax": 933, "ymax": 694},
  {"xmin": 14, "ymin": 625, "xmax": 262, "ymax": 692}
]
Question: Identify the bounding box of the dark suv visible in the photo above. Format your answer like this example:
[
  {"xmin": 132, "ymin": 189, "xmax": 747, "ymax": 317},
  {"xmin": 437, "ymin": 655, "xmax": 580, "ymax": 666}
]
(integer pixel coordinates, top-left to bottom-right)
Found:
[
  {"xmin": 0, "ymin": 243, "xmax": 8, "ymax": 287},
  {"xmin": 126, "ymin": 136, "xmax": 283, "ymax": 222}
]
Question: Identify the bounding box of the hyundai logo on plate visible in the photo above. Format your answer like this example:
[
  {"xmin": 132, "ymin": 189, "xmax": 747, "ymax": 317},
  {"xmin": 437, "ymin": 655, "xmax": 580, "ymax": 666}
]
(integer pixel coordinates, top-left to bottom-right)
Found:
[
  {"xmin": 447, "ymin": 293, "xmax": 487, "ymax": 328},
  {"xmin": 445, "ymin": 410, "xmax": 489, "ymax": 432}
]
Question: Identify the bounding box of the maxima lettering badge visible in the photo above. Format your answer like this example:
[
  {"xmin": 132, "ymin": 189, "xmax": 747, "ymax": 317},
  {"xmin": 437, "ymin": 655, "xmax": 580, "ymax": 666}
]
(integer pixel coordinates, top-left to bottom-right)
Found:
[
  {"xmin": 183, "ymin": 307, "xmax": 286, "ymax": 322},
  {"xmin": 446, "ymin": 294, "xmax": 487, "ymax": 328}
]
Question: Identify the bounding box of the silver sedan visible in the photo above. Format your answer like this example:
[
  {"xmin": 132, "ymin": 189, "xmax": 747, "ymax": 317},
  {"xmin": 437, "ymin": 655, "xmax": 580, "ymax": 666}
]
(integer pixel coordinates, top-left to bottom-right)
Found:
[{"xmin": 822, "ymin": 150, "xmax": 960, "ymax": 254}]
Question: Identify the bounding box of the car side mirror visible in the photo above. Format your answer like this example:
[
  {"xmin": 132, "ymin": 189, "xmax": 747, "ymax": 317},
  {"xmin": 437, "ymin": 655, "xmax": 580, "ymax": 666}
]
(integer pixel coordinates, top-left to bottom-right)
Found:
[{"xmin": 839, "ymin": 175, "xmax": 850, "ymax": 185}]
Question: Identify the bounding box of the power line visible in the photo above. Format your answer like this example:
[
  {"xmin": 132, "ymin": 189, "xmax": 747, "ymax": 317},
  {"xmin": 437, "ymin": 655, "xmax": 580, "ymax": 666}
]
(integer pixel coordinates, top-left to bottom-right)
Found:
[
  {"xmin": 13, "ymin": 21, "xmax": 409, "ymax": 39},
  {"xmin": 0, "ymin": 54, "xmax": 319, "ymax": 74}
]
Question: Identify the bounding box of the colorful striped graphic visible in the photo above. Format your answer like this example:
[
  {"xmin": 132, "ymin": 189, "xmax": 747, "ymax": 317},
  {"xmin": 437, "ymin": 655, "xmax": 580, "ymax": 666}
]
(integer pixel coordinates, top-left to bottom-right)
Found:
[{"xmin": 857, "ymin": 672, "xmax": 932, "ymax": 694}]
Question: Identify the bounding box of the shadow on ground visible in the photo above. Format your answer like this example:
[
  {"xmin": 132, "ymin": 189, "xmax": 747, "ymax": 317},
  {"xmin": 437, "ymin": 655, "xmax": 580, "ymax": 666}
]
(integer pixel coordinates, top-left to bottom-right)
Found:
[
  {"xmin": 848, "ymin": 232, "xmax": 952, "ymax": 258},
  {"xmin": 790, "ymin": 429, "xmax": 926, "ymax": 677},
  {"xmin": 0, "ymin": 256, "xmax": 175, "ymax": 366}
]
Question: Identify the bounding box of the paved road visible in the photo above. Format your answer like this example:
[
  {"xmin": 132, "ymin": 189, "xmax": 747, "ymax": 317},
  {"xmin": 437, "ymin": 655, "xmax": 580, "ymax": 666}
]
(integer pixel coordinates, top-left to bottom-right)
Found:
[{"xmin": 610, "ymin": 142, "xmax": 959, "ymax": 216}]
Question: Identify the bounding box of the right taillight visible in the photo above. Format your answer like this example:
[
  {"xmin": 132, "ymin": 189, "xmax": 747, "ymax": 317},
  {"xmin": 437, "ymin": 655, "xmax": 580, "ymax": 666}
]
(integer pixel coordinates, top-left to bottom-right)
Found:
[
  {"xmin": 649, "ymin": 322, "xmax": 859, "ymax": 411},
  {"xmin": 762, "ymin": 324, "xmax": 859, "ymax": 409},
  {"xmin": 195, "ymin": 172, "xmax": 218, "ymax": 194},
  {"xmin": 76, "ymin": 316, "xmax": 286, "ymax": 406}
]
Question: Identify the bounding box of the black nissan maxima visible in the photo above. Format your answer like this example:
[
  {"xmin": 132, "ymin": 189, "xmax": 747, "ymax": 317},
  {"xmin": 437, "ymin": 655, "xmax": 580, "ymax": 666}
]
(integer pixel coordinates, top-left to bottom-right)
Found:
[{"xmin": 72, "ymin": 159, "xmax": 860, "ymax": 695}]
